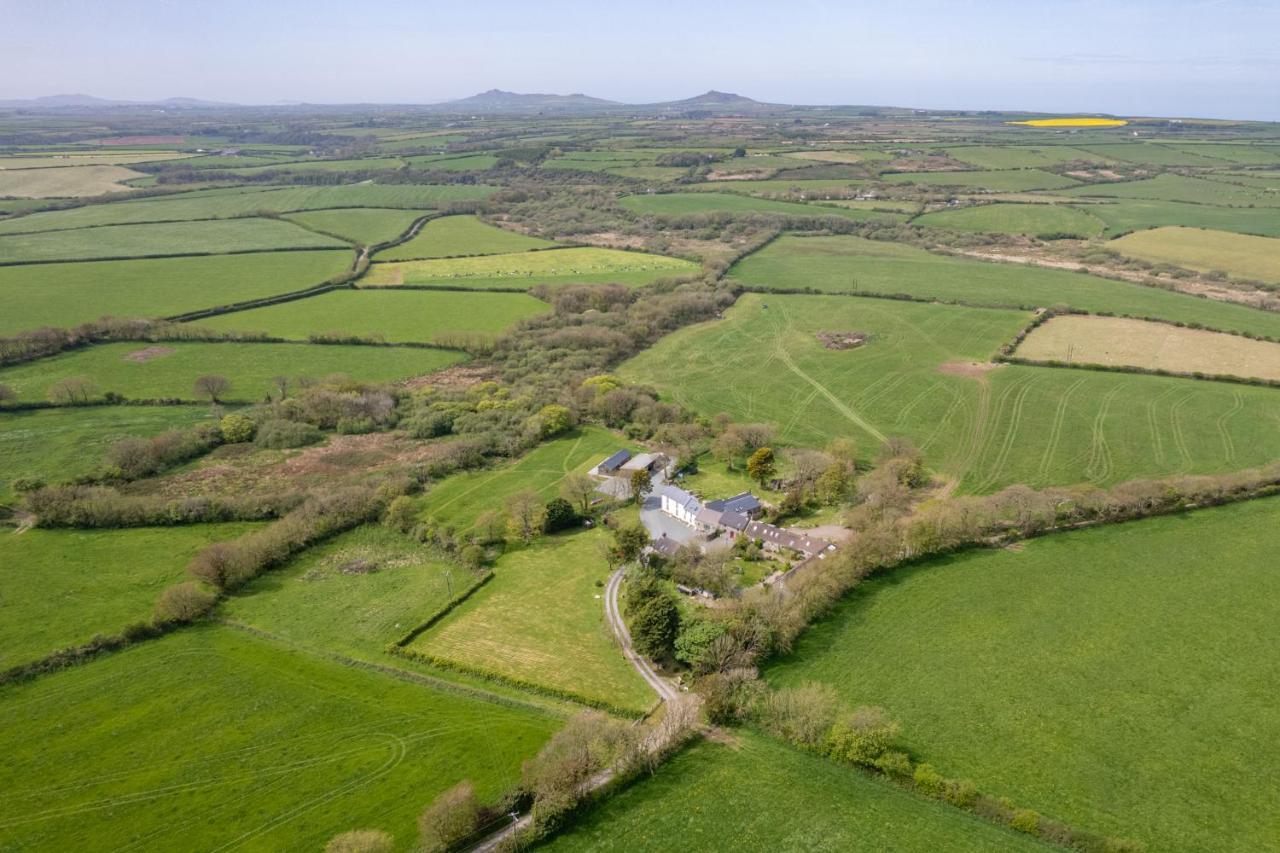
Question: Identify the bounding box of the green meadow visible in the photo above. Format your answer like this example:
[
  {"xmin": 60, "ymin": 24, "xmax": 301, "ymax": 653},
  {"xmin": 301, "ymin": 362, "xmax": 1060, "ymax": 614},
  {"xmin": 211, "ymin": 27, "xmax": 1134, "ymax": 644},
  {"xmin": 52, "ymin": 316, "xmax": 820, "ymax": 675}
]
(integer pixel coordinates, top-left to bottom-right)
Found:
[
  {"xmin": 365, "ymin": 246, "xmax": 698, "ymax": 289},
  {"xmin": 730, "ymin": 235, "xmax": 1280, "ymax": 338},
  {"xmin": 378, "ymin": 215, "xmax": 556, "ymax": 261},
  {"xmin": 0, "ymin": 341, "xmax": 462, "ymax": 402},
  {"xmin": 0, "ymin": 627, "xmax": 560, "ymax": 851},
  {"xmin": 879, "ymin": 169, "xmax": 1079, "ymax": 191},
  {"xmin": 200, "ymin": 288, "xmax": 549, "ymax": 343},
  {"xmin": 1074, "ymin": 142, "xmax": 1244, "ymax": 167},
  {"xmin": 1109, "ymin": 227, "xmax": 1280, "ymax": 284},
  {"xmin": 1085, "ymin": 198, "xmax": 1280, "ymax": 238},
  {"xmin": 282, "ymin": 207, "xmax": 425, "ymax": 245},
  {"xmin": 0, "ymin": 524, "xmax": 258, "ymax": 670},
  {"xmin": 620, "ymin": 293, "xmax": 1280, "ymax": 491},
  {"xmin": 943, "ymin": 145, "xmax": 1109, "ymax": 169},
  {"xmin": 767, "ymin": 497, "xmax": 1280, "ymax": 853},
  {"xmin": 1057, "ymin": 173, "xmax": 1280, "ymax": 206},
  {"xmin": 620, "ymin": 192, "xmax": 903, "ymax": 222},
  {"xmin": 539, "ymin": 733, "xmax": 1044, "ymax": 852},
  {"xmin": 914, "ymin": 202, "xmax": 1105, "ymax": 237},
  {"xmin": 0, "ymin": 164, "xmax": 144, "ymax": 198},
  {"xmin": 0, "ymin": 249, "xmax": 354, "ymax": 334}
]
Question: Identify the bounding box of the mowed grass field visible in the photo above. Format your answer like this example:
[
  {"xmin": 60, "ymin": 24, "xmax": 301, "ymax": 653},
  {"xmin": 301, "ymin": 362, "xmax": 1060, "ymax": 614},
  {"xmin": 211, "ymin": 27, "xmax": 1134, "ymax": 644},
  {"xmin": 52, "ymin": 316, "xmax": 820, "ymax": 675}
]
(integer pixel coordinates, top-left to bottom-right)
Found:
[
  {"xmin": 0, "ymin": 341, "xmax": 462, "ymax": 402},
  {"xmin": 199, "ymin": 289, "xmax": 549, "ymax": 343},
  {"xmin": 1110, "ymin": 227, "xmax": 1280, "ymax": 283},
  {"xmin": 879, "ymin": 169, "xmax": 1079, "ymax": 191},
  {"xmin": 417, "ymin": 427, "xmax": 622, "ymax": 533},
  {"xmin": 767, "ymin": 497, "xmax": 1280, "ymax": 853},
  {"xmin": 365, "ymin": 246, "xmax": 698, "ymax": 289},
  {"xmin": 943, "ymin": 145, "xmax": 1110, "ymax": 169},
  {"xmin": 0, "ymin": 524, "xmax": 259, "ymax": 670},
  {"xmin": 0, "ymin": 250, "xmax": 353, "ymax": 334},
  {"xmin": 538, "ymin": 733, "xmax": 1044, "ymax": 852},
  {"xmin": 619, "ymin": 192, "xmax": 904, "ymax": 222},
  {"xmin": 730, "ymin": 235, "xmax": 1280, "ymax": 339},
  {"xmin": 620, "ymin": 293, "xmax": 1280, "ymax": 491},
  {"xmin": 224, "ymin": 525, "xmax": 460, "ymax": 662},
  {"xmin": 408, "ymin": 530, "xmax": 655, "ymax": 714},
  {"xmin": 914, "ymin": 202, "xmax": 1104, "ymax": 237},
  {"xmin": 1057, "ymin": 173, "xmax": 1280, "ymax": 207},
  {"xmin": 0, "ymin": 406, "xmax": 215, "ymax": 500},
  {"xmin": 0, "ymin": 218, "xmax": 346, "ymax": 263},
  {"xmin": 377, "ymin": 215, "xmax": 556, "ymax": 261},
  {"xmin": 0, "ymin": 164, "xmax": 145, "ymax": 197},
  {"xmin": 1085, "ymin": 199, "xmax": 1280, "ymax": 238},
  {"xmin": 0, "ymin": 627, "xmax": 560, "ymax": 851},
  {"xmin": 282, "ymin": 207, "xmax": 425, "ymax": 245},
  {"xmin": 1017, "ymin": 315, "xmax": 1280, "ymax": 381}
]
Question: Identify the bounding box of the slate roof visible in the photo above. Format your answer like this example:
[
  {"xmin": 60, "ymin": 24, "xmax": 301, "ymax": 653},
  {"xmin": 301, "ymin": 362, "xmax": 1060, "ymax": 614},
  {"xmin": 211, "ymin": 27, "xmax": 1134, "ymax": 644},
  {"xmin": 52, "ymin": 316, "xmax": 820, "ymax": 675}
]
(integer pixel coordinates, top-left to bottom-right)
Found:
[
  {"xmin": 657, "ymin": 483, "xmax": 701, "ymax": 514},
  {"xmin": 649, "ymin": 535, "xmax": 682, "ymax": 558},
  {"xmin": 744, "ymin": 520, "xmax": 834, "ymax": 557},
  {"xmin": 706, "ymin": 491, "xmax": 762, "ymax": 515},
  {"xmin": 718, "ymin": 511, "xmax": 750, "ymax": 531},
  {"xmin": 598, "ymin": 449, "xmax": 631, "ymax": 473}
]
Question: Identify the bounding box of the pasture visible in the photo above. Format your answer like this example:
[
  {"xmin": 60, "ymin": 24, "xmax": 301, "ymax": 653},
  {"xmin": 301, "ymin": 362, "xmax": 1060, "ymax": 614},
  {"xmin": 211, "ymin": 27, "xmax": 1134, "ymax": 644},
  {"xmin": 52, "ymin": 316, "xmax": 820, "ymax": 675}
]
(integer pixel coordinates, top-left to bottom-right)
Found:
[
  {"xmin": 944, "ymin": 145, "xmax": 1109, "ymax": 169},
  {"xmin": 619, "ymin": 192, "xmax": 903, "ymax": 222},
  {"xmin": 0, "ymin": 341, "xmax": 462, "ymax": 402},
  {"xmin": 1074, "ymin": 142, "xmax": 1241, "ymax": 167},
  {"xmin": 407, "ymin": 530, "xmax": 655, "ymax": 714},
  {"xmin": 0, "ymin": 152, "xmax": 190, "ymax": 169},
  {"xmin": 0, "ymin": 406, "xmax": 215, "ymax": 500},
  {"xmin": 377, "ymin": 215, "xmax": 555, "ymax": 261},
  {"xmin": 1058, "ymin": 173, "xmax": 1280, "ymax": 207},
  {"xmin": 282, "ymin": 207, "xmax": 425, "ymax": 245},
  {"xmin": 1110, "ymin": 227, "xmax": 1280, "ymax": 283},
  {"xmin": 767, "ymin": 497, "xmax": 1280, "ymax": 852},
  {"xmin": 620, "ymin": 293, "xmax": 1280, "ymax": 491},
  {"xmin": 199, "ymin": 289, "xmax": 548, "ymax": 343},
  {"xmin": 0, "ymin": 524, "xmax": 259, "ymax": 670},
  {"xmin": 914, "ymin": 202, "xmax": 1104, "ymax": 237},
  {"xmin": 364, "ymin": 246, "xmax": 699, "ymax": 289},
  {"xmin": 1085, "ymin": 199, "xmax": 1280, "ymax": 238},
  {"xmin": 0, "ymin": 627, "xmax": 559, "ymax": 850},
  {"xmin": 729, "ymin": 235, "xmax": 1280, "ymax": 339},
  {"xmin": 0, "ymin": 164, "xmax": 144, "ymax": 197},
  {"xmin": 1015, "ymin": 315, "xmax": 1280, "ymax": 382},
  {"xmin": 538, "ymin": 733, "xmax": 1043, "ymax": 852},
  {"xmin": 0, "ymin": 218, "xmax": 346, "ymax": 263},
  {"xmin": 0, "ymin": 250, "xmax": 354, "ymax": 334},
  {"xmin": 686, "ymin": 178, "xmax": 866, "ymax": 196},
  {"xmin": 879, "ymin": 169, "xmax": 1079, "ymax": 191}
]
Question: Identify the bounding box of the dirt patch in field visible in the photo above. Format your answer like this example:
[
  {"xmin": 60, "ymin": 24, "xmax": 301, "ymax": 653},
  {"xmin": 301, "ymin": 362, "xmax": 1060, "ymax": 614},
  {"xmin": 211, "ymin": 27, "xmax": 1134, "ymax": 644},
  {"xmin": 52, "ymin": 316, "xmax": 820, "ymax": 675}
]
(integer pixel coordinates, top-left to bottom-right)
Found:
[
  {"xmin": 816, "ymin": 330, "xmax": 870, "ymax": 350},
  {"xmin": 401, "ymin": 361, "xmax": 495, "ymax": 391},
  {"xmin": 938, "ymin": 361, "xmax": 1004, "ymax": 379},
  {"xmin": 123, "ymin": 346, "xmax": 176, "ymax": 363}
]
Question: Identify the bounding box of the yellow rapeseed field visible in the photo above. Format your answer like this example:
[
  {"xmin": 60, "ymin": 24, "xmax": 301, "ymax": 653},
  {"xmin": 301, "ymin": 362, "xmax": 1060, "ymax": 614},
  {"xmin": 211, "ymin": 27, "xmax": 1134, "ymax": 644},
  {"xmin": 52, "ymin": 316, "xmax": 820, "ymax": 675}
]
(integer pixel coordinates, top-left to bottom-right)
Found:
[{"xmin": 1009, "ymin": 117, "xmax": 1128, "ymax": 127}]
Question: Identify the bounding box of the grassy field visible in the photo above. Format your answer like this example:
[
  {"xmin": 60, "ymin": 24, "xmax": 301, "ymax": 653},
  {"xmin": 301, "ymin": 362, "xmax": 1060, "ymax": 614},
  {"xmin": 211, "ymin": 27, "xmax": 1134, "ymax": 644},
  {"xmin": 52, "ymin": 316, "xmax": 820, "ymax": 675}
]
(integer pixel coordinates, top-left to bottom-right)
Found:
[
  {"xmin": 200, "ymin": 289, "xmax": 548, "ymax": 343},
  {"xmin": 417, "ymin": 427, "xmax": 623, "ymax": 533},
  {"xmin": 686, "ymin": 178, "xmax": 865, "ymax": 196},
  {"xmin": 0, "ymin": 184, "xmax": 494, "ymax": 234},
  {"xmin": 620, "ymin": 192, "xmax": 903, "ymax": 222},
  {"xmin": 1016, "ymin": 315, "xmax": 1280, "ymax": 381},
  {"xmin": 1074, "ymin": 142, "xmax": 1242, "ymax": 167},
  {"xmin": 224, "ymin": 525, "xmax": 460, "ymax": 662},
  {"xmin": 282, "ymin": 207, "xmax": 425, "ymax": 245},
  {"xmin": 914, "ymin": 202, "xmax": 1104, "ymax": 237},
  {"xmin": 620, "ymin": 293, "xmax": 1280, "ymax": 491},
  {"xmin": 0, "ymin": 164, "xmax": 145, "ymax": 197},
  {"xmin": 1058, "ymin": 173, "xmax": 1280, "ymax": 206},
  {"xmin": 0, "ymin": 250, "xmax": 353, "ymax": 334},
  {"xmin": 1110, "ymin": 227, "xmax": 1280, "ymax": 283},
  {"xmin": 879, "ymin": 169, "xmax": 1079, "ymax": 191},
  {"xmin": 408, "ymin": 530, "xmax": 654, "ymax": 714},
  {"xmin": 0, "ymin": 152, "xmax": 191, "ymax": 169},
  {"xmin": 944, "ymin": 145, "xmax": 1109, "ymax": 169},
  {"xmin": 0, "ymin": 524, "xmax": 258, "ymax": 670},
  {"xmin": 767, "ymin": 497, "xmax": 1280, "ymax": 852},
  {"xmin": 365, "ymin": 246, "xmax": 698, "ymax": 289},
  {"xmin": 0, "ymin": 406, "xmax": 215, "ymax": 500},
  {"xmin": 0, "ymin": 627, "xmax": 560, "ymax": 851},
  {"xmin": 1085, "ymin": 199, "xmax": 1280, "ymax": 238},
  {"xmin": 405, "ymin": 153, "xmax": 501, "ymax": 171},
  {"xmin": 0, "ymin": 341, "xmax": 463, "ymax": 402},
  {"xmin": 730, "ymin": 235, "xmax": 1280, "ymax": 339},
  {"xmin": 1166, "ymin": 143, "xmax": 1280, "ymax": 165},
  {"xmin": 0, "ymin": 217, "xmax": 346, "ymax": 262},
  {"xmin": 377, "ymin": 215, "xmax": 556, "ymax": 261},
  {"xmin": 538, "ymin": 732, "xmax": 1045, "ymax": 852}
]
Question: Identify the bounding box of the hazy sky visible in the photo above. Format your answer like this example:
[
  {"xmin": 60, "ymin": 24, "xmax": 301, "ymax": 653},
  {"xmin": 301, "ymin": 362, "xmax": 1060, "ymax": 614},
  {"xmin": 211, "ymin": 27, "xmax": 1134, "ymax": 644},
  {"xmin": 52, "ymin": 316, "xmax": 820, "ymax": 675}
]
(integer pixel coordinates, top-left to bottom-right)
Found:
[{"xmin": 3, "ymin": 0, "xmax": 1278, "ymax": 120}]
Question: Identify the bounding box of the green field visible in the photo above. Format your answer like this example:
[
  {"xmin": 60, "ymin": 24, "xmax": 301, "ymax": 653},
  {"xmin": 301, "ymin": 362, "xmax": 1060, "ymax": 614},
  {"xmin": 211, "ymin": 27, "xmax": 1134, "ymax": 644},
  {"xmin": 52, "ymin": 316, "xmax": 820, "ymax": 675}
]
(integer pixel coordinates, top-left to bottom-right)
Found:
[
  {"xmin": 1085, "ymin": 199, "xmax": 1280, "ymax": 238},
  {"xmin": 539, "ymin": 732, "xmax": 1044, "ymax": 852},
  {"xmin": 767, "ymin": 497, "xmax": 1280, "ymax": 852},
  {"xmin": 200, "ymin": 289, "xmax": 549, "ymax": 343},
  {"xmin": 730, "ymin": 235, "xmax": 1280, "ymax": 338},
  {"xmin": 0, "ymin": 250, "xmax": 353, "ymax": 334},
  {"xmin": 408, "ymin": 530, "xmax": 654, "ymax": 713},
  {"xmin": 1110, "ymin": 227, "xmax": 1280, "ymax": 283},
  {"xmin": 1166, "ymin": 143, "xmax": 1280, "ymax": 165},
  {"xmin": 944, "ymin": 145, "xmax": 1109, "ymax": 170},
  {"xmin": 0, "ymin": 406, "xmax": 215, "ymax": 500},
  {"xmin": 0, "ymin": 524, "xmax": 258, "ymax": 670},
  {"xmin": 224, "ymin": 525, "xmax": 460, "ymax": 662},
  {"xmin": 365, "ymin": 246, "xmax": 699, "ymax": 289},
  {"xmin": 405, "ymin": 153, "xmax": 501, "ymax": 171},
  {"xmin": 621, "ymin": 293, "xmax": 1280, "ymax": 491},
  {"xmin": 0, "ymin": 341, "xmax": 463, "ymax": 402},
  {"xmin": 1074, "ymin": 142, "xmax": 1244, "ymax": 167},
  {"xmin": 914, "ymin": 202, "xmax": 1104, "ymax": 237},
  {"xmin": 220, "ymin": 155, "xmax": 407, "ymax": 176},
  {"xmin": 282, "ymin": 207, "xmax": 425, "ymax": 245},
  {"xmin": 0, "ymin": 152, "xmax": 191, "ymax": 169},
  {"xmin": 0, "ymin": 184, "xmax": 495, "ymax": 234},
  {"xmin": 687, "ymin": 178, "xmax": 866, "ymax": 197},
  {"xmin": 417, "ymin": 427, "xmax": 623, "ymax": 533},
  {"xmin": 880, "ymin": 169, "xmax": 1079, "ymax": 191},
  {"xmin": 1057, "ymin": 173, "xmax": 1280, "ymax": 207},
  {"xmin": 620, "ymin": 192, "xmax": 903, "ymax": 222},
  {"xmin": 377, "ymin": 215, "xmax": 556, "ymax": 261},
  {"xmin": 0, "ymin": 164, "xmax": 145, "ymax": 198},
  {"xmin": 0, "ymin": 218, "xmax": 346, "ymax": 263},
  {"xmin": 0, "ymin": 627, "xmax": 559, "ymax": 850}
]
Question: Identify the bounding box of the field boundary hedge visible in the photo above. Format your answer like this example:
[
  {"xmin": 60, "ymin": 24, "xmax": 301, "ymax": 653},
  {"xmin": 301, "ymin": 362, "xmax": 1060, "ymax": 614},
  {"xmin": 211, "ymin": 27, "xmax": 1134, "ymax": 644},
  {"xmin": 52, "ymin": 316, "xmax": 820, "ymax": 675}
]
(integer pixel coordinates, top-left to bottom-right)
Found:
[
  {"xmin": 996, "ymin": 354, "xmax": 1280, "ymax": 389},
  {"xmin": 391, "ymin": 571, "xmax": 495, "ymax": 647},
  {"xmin": 0, "ymin": 243, "xmax": 347, "ymax": 269}
]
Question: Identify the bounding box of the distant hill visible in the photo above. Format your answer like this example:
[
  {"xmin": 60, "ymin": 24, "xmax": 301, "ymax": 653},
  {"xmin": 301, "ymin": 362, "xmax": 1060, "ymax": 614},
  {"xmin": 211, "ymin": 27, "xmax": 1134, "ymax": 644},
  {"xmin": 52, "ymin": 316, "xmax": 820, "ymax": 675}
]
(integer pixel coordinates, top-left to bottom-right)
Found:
[
  {"xmin": 0, "ymin": 94, "xmax": 238, "ymax": 109},
  {"xmin": 439, "ymin": 89, "xmax": 621, "ymax": 113}
]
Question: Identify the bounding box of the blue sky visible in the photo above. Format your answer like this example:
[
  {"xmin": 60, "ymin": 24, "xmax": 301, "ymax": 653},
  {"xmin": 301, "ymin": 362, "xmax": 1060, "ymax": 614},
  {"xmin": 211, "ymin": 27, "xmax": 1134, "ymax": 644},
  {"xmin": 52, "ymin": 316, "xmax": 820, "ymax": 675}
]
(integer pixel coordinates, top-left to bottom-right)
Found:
[{"xmin": 3, "ymin": 0, "xmax": 1278, "ymax": 119}]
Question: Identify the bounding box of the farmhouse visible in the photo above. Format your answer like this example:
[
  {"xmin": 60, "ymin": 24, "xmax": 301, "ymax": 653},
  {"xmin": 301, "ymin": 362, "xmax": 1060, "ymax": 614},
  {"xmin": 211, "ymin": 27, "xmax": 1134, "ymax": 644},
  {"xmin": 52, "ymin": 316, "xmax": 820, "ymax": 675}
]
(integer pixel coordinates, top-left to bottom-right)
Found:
[
  {"xmin": 744, "ymin": 520, "xmax": 836, "ymax": 560},
  {"xmin": 658, "ymin": 483, "xmax": 701, "ymax": 525},
  {"xmin": 654, "ymin": 482, "xmax": 835, "ymax": 558}
]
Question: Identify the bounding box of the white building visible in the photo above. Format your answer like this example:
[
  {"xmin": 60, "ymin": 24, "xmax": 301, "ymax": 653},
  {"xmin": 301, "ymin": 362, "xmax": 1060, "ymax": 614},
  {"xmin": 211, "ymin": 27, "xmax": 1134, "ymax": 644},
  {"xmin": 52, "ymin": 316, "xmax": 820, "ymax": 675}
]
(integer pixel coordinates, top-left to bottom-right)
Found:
[{"xmin": 657, "ymin": 483, "xmax": 701, "ymax": 526}]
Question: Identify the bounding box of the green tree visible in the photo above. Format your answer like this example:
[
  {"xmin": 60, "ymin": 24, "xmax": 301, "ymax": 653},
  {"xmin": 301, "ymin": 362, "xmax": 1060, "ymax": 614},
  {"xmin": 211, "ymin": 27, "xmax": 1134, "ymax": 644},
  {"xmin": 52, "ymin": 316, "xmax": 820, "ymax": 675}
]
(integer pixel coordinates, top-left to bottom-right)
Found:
[
  {"xmin": 533, "ymin": 403, "xmax": 574, "ymax": 438},
  {"xmin": 629, "ymin": 589, "xmax": 680, "ymax": 660},
  {"xmin": 674, "ymin": 618, "xmax": 727, "ymax": 669},
  {"xmin": 746, "ymin": 446, "xmax": 776, "ymax": 486},
  {"xmin": 629, "ymin": 468, "xmax": 653, "ymax": 504},
  {"xmin": 383, "ymin": 495, "xmax": 417, "ymax": 534},
  {"xmin": 505, "ymin": 490, "xmax": 547, "ymax": 544},
  {"xmin": 219, "ymin": 413, "xmax": 255, "ymax": 443},
  {"xmin": 560, "ymin": 471, "xmax": 597, "ymax": 517},
  {"xmin": 611, "ymin": 521, "xmax": 649, "ymax": 564},
  {"xmin": 543, "ymin": 497, "xmax": 578, "ymax": 532},
  {"xmin": 418, "ymin": 780, "xmax": 479, "ymax": 853}
]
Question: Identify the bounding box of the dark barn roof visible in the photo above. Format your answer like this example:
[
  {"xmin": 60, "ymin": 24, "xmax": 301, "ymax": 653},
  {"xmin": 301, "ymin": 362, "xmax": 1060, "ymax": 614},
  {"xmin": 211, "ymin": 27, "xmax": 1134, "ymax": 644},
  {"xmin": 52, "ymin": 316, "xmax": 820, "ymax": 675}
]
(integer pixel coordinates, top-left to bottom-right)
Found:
[{"xmin": 598, "ymin": 449, "xmax": 632, "ymax": 472}]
